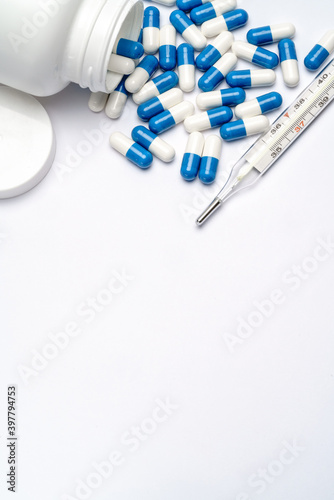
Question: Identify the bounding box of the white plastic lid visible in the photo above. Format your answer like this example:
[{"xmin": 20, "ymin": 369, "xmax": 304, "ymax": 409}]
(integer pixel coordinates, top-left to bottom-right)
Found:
[{"xmin": 0, "ymin": 86, "xmax": 56, "ymax": 199}]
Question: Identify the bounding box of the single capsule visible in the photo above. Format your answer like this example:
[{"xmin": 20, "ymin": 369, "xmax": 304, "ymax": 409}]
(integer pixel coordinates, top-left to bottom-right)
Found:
[
  {"xmin": 159, "ymin": 25, "xmax": 177, "ymax": 71},
  {"xmin": 196, "ymin": 31, "xmax": 234, "ymax": 71},
  {"xmin": 184, "ymin": 106, "xmax": 233, "ymax": 132},
  {"xmin": 125, "ymin": 55, "xmax": 159, "ymax": 94},
  {"xmin": 220, "ymin": 115, "xmax": 269, "ymax": 141},
  {"xmin": 105, "ymin": 78, "xmax": 129, "ymax": 119},
  {"xmin": 114, "ymin": 38, "xmax": 144, "ymax": 59},
  {"xmin": 190, "ymin": 0, "xmax": 237, "ymax": 25},
  {"xmin": 149, "ymin": 101, "xmax": 195, "ymax": 134},
  {"xmin": 131, "ymin": 126, "xmax": 175, "ymax": 162},
  {"xmin": 304, "ymin": 30, "xmax": 334, "ymax": 71},
  {"xmin": 198, "ymin": 135, "xmax": 222, "ymax": 184},
  {"xmin": 137, "ymin": 88, "xmax": 184, "ymax": 121},
  {"xmin": 235, "ymin": 92, "xmax": 282, "ymax": 119},
  {"xmin": 151, "ymin": 0, "xmax": 176, "ymax": 5},
  {"xmin": 133, "ymin": 71, "xmax": 179, "ymax": 105},
  {"xmin": 107, "ymin": 54, "xmax": 136, "ymax": 75},
  {"xmin": 177, "ymin": 43, "xmax": 196, "ymax": 92},
  {"xmin": 88, "ymin": 92, "xmax": 108, "ymax": 113},
  {"xmin": 226, "ymin": 69, "xmax": 276, "ymax": 88},
  {"xmin": 143, "ymin": 6, "xmax": 160, "ymax": 54},
  {"xmin": 278, "ymin": 39, "xmax": 299, "ymax": 87},
  {"xmin": 180, "ymin": 131, "xmax": 205, "ymax": 181},
  {"xmin": 170, "ymin": 10, "xmax": 207, "ymax": 51},
  {"xmin": 232, "ymin": 41, "xmax": 279, "ymax": 69},
  {"xmin": 201, "ymin": 9, "xmax": 248, "ymax": 38},
  {"xmin": 177, "ymin": 0, "xmax": 211, "ymax": 12},
  {"xmin": 247, "ymin": 23, "xmax": 296, "ymax": 46},
  {"xmin": 198, "ymin": 52, "xmax": 237, "ymax": 92},
  {"xmin": 197, "ymin": 87, "xmax": 246, "ymax": 110},
  {"xmin": 106, "ymin": 72, "xmax": 123, "ymax": 92},
  {"xmin": 110, "ymin": 132, "xmax": 153, "ymax": 169}
]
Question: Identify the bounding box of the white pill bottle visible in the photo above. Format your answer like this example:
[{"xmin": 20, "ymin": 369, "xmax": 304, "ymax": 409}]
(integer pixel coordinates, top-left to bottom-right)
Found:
[{"xmin": 0, "ymin": 0, "xmax": 143, "ymax": 96}]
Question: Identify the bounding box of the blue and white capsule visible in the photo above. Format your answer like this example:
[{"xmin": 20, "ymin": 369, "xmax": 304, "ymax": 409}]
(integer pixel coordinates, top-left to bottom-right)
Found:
[
  {"xmin": 159, "ymin": 25, "xmax": 177, "ymax": 71},
  {"xmin": 232, "ymin": 41, "xmax": 279, "ymax": 69},
  {"xmin": 131, "ymin": 126, "xmax": 175, "ymax": 162},
  {"xmin": 181, "ymin": 132, "xmax": 205, "ymax": 181},
  {"xmin": 198, "ymin": 52, "xmax": 237, "ymax": 92},
  {"xmin": 149, "ymin": 101, "xmax": 195, "ymax": 135},
  {"xmin": 184, "ymin": 106, "xmax": 233, "ymax": 132},
  {"xmin": 235, "ymin": 92, "xmax": 282, "ymax": 119},
  {"xmin": 170, "ymin": 10, "xmax": 207, "ymax": 51},
  {"xmin": 247, "ymin": 23, "xmax": 295, "ymax": 46},
  {"xmin": 133, "ymin": 71, "xmax": 179, "ymax": 105},
  {"xmin": 304, "ymin": 30, "xmax": 334, "ymax": 71},
  {"xmin": 125, "ymin": 55, "xmax": 159, "ymax": 94},
  {"xmin": 114, "ymin": 38, "xmax": 144, "ymax": 59},
  {"xmin": 143, "ymin": 7, "xmax": 160, "ymax": 54},
  {"xmin": 226, "ymin": 69, "xmax": 276, "ymax": 88},
  {"xmin": 198, "ymin": 135, "xmax": 222, "ymax": 184},
  {"xmin": 196, "ymin": 31, "xmax": 234, "ymax": 71},
  {"xmin": 137, "ymin": 88, "xmax": 184, "ymax": 121},
  {"xmin": 110, "ymin": 132, "xmax": 153, "ymax": 169},
  {"xmin": 220, "ymin": 115, "xmax": 269, "ymax": 141},
  {"xmin": 105, "ymin": 78, "xmax": 129, "ymax": 119},
  {"xmin": 201, "ymin": 9, "xmax": 249, "ymax": 38},
  {"xmin": 177, "ymin": 43, "xmax": 196, "ymax": 92},
  {"xmin": 197, "ymin": 87, "xmax": 246, "ymax": 110},
  {"xmin": 177, "ymin": 0, "xmax": 211, "ymax": 12},
  {"xmin": 190, "ymin": 0, "xmax": 237, "ymax": 25},
  {"xmin": 278, "ymin": 39, "xmax": 299, "ymax": 87}
]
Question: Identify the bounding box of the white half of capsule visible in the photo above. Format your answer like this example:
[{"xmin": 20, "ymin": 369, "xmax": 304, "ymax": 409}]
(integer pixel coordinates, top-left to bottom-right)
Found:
[
  {"xmin": 212, "ymin": 0, "xmax": 237, "ymax": 17},
  {"xmin": 107, "ymin": 54, "xmax": 135, "ymax": 75},
  {"xmin": 185, "ymin": 131, "xmax": 205, "ymax": 155},
  {"xmin": 212, "ymin": 31, "xmax": 234, "ymax": 55},
  {"xmin": 143, "ymin": 27, "xmax": 160, "ymax": 54},
  {"xmin": 88, "ymin": 92, "xmax": 108, "ymax": 112},
  {"xmin": 215, "ymin": 52, "xmax": 238, "ymax": 76},
  {"xmin": 160, "ymin": 24, "xmax": 176, "ymax": 46},
  {"xmin": 125, "ymin": 67, "xmax": 151, "ymax": 94},
  {"xmin": 201, "ymin": 16, "xmax": 228, "ymax": 38},
  {"xmin": 179, "ymin": 64, "xmax": 196, "ymax": 92},
  {"xmin": 133, "ymin": 80, "xmax": 159, "ymax": 104},
  {"xmin": 244, "ymin": 115, "xmax": 269, "ymax": 135},
  {"xmin": 270, "ymin": 23, "xmax": 296, "ymax": 41},
  {"xmin": 235, "ymin": 99, "xmax": 262, "ymax": 119},
  {"xmin": 250, "ymin": 69, "xmax": 276, "ymax": 86},
  {"xmin": 232, "ymin": 41, "xmax": 258, "ymax": 62},
  {"xmin": 203, "ymin": 135, "xmax": 222, "ymax": 159},
  {"xmin": 106, "ymin": 72, "xmax": 123, "ymax": 92},
  {"xmin": 170, "ymin": 101, "xmax": 195, "ymax": 124},
  {"xmin": 318, "ymin": 30, "xmax": 334, "ymax": 53},
  {"xmin": 105, "ymin": 91, "xmax": 128, "ymax": 119},
  {"xmin": 149, "ymin": 137, "xmax": 175, "ymax": 162},
  {"xmin": 184, "ymin": 112, "xmax": 212, "ymax": 133},
  {"xmin": 110, "ymin": 132, "xmax": 133, "ymax": 156},
  {"xmin": 182, "ymin": 25, "xmax": 207, "ymax": 51},
  {"xmin": 281, "ymin": 59, "xmax": 299, "ymax": 87},
  {"xmin": 196, "ymin": 91, "xmax": 222, "ymax": 110},
  {"xmin": 157, "ymin": 88, "xmax": 184, "ymax": 110}
]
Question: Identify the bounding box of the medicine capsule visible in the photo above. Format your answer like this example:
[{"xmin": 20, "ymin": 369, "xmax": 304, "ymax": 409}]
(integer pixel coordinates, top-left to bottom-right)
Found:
[
  {"xmin": 177, "ymin": 43, "xmax": 196, "ymax": 92},
  {"xmin": 198, "ymin": 135, "xmax": 222, "ymax": 184},
  {"xmin": 180, "ymin": 131, "xmax": 205, "ymax": 181},
  {"xmin": 247, "ymin": 23, "xmax": 296, "ymax": 46},
  {"xmin": 170, "ymin": 10, "xmax": 207, "ymax": 51},
  {"xmin": 304, "ymin": 30, "xmax": 334, "ymax": 71},
  {"xmin": 197, "ymin": 87, "xmax": 246, "ymax": 110},
  {"xmin": 196, "ymin": 31, "xmax": 234, "ymax": 71},
  {"xmin": 226, "ymin": 69, "xmax": 276, "ymax": 88},
  {"xmin": 177, "ymin": 0, "xmax": 211, "ymax": 12},
  {"xmin": 184, "ymin": 105, "xmax": 233, "ymax": 132},
  {"xmin": 137, "ymin": 88, "xmax": 184, "ymax": 121},
  {"xmin": 105, "ymin": 78, "xmax": 129, "ymax": 119},
  {"xmin": 220, "ymin": 115, "xmax": 269, "ymax": 141},
  {"xmin": 131, "ymin": 126, "xmax": 175, "ymax": 162},
  {"xmin": 125, "ymin": 55, "xmax": 159, "ymax": 94},
  {"xmin": 159, "ymin": 25, "xmax": 177, "ymax": 71},
  {"xmin": 278, "ymin": 39, "xmax": 299, "ymax": 87},
  {"xmin": 110, "ymin": 132, "xmax": 153, "ymax": 169},
  {"xmin": 88, "ymin": 91, "xmax": 109, "ymax": 113},
  {"xmin": 143, "ymin": 7, "xmax": 160, "ymax": 55},
  {"xmin": 107, "ymin": 54, "xmax": 136, "ymax": 75},
  {"xmin": 232, "ymin": 41, "xmax": 279, "ymax": 69},
  {"xmin": 149, "ymin": 101, "xmax": 195, "ymax": 134},
  {"xmin": 201, "ymin": 9, "xmax": 248, "ymax": 38},
  {"xmin": 133, "ymin": 71, "xmax": 179, "ymax": 105},
  {"xmin": 198, "ymin": 52, "xmax": 237, "ymax": 92},
  {"xmin": 190, "ymin": 0, "xmax": 237, "ymax": 25},
  {"xmin": 235, "ymin": 91, "xmax": 282, "ymax": 119},
  {"xmin": 114, "ymin": 38, "xmax": 144, "ymax": 59}
]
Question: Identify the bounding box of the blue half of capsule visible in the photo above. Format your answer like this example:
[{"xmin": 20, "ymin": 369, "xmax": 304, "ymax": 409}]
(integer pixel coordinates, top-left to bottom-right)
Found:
[
  {"xmin": 226, "ymin": 70, "xmax": 252, "ymax": 88},
  {"xmin": 198, "ymin": 156, "xmax": 219, "ymax": 184},
  {"xmin": 252, "ymin": 46, "xmax": 279, "ymax": 69},
  {"xmin": 116, "ymin": 39, "xmax": 144, "ymax": 59},
  {"xmin": 247, "ymin": 26, "xmax": 273, "ymax": 45},
  {"xmin": 304, "ymin": 45, "xmax": 329, "ymax": 70},
  {"xmin": 160, "ymin": 45, "xmax": 177, "ymax": 71},
  {"xmin": 196, "ymin": 45, "xmax": 221, "ymax": 71},
  {"xmin": 198, "ymin": 67, "xmax": 225, "ymax": 92},
  {"xmin": 170, "ymin": 10, "xmax": 193, "ymax": 34},
  {"xmin": 138, "ymin": 55, "xmax": 160, "ymax": 77},
  {"xmin": 220, "ymin": 88, "xmax": 246, "ymax": 106},
  {"xmin": 131, "ymin": 126, "xmax": 157, "ymax": 150},
  {"xmin": 137, "ymin": 96, "xmax": 165, "ymax": 121},
  {"xmin": 177, "ymin": 43, "xmax": 195, "ymax": 65},
  {"xmin": 208, "ymin": 106, "xmax": 233, "ymax": 127},
  {"xmin": 154, "ymin": 71, "xmax": 179, "ymax": 94},
  {"xmin": 149, "ymin": 110, "xmax": 176, "ymax": 135},
  {"xmin": 190, "ymin": 2, "xmax": 219, "ymax": 25},
  {"xmin": 126, "ymin": 143, "xmax": 153, "ymax": 168},
  {"xmin": 220, "ymin": 120, "xmax": 247, "ymax": 141},
  {"xmin": 176, "ymin": 0, "xmax": 205, "ymax": 12},
  {"xmin": 224, "ymin": 9, "xmax": 248, "ymax": 31},
  {"xmin": 257, "ymin": 92, "xmax": 283, "ymax": 113},
  {"xmin": 143, "ymin": 6, "xmax": 160, "ymax": 28},
  {"xmin": 181, "ymin": 153, "xmax": 201, "ymax": 181},
  {"xmin": 278, "ymin": 39, "xmax": 297, "ymax": 61}
]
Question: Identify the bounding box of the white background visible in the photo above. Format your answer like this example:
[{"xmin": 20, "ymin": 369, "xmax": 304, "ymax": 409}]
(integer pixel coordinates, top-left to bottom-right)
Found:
[{"xmin": 1, "ymin": 0, "xmax": 334, "ymax": 499}]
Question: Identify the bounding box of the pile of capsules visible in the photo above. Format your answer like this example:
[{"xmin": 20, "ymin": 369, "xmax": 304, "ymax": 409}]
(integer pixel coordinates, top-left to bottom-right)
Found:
[{"xmin": 88, "ymin": 0, "xmax": 334, "ymax": 185}]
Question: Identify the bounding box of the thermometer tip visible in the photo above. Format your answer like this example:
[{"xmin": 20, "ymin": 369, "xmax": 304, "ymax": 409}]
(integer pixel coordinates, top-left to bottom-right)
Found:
[{"xmin": 196, "ymin": 198, "xmax": 222, "ymax": 226}]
